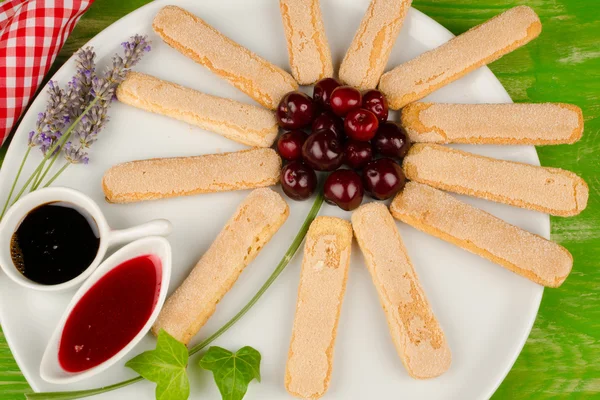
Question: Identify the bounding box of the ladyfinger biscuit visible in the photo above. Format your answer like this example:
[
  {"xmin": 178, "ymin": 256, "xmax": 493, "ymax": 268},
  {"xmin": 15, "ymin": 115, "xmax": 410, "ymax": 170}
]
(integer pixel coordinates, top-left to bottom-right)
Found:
[
  {"xmin": 285, "ymin": 217, "xmax": 352, "ymax": 399},
  {"xmin": 390, "ymin": 182, "xmax": 573, "ymax": 287},
  {"xmin": 102, "ymin": 148, "xmax": 281, "ymax": 204},
  {"xmin": 403, "ymin": 144, "xmax": 589, "ymax": 217},
  {"xmin": 339, "ymin": 0, "xmax": 412, "ymax": 90},
  {"xmin": 279, "ymin": 0, "xmax": 333, "ymax": 85},
  {"xmin": 117, "ymin": 72, "xmax": 278, "ymax": 147},
  {"xmin": 401, "ymin": 103, "xmax": 584, "ymax": 145},
  {"xmin": 153, "ymin": 6, "xmax": 298, "ymax": 110},
  {"xmin": 379, "ymin": 6, "xmax": 541, "ymax": 109},
  {"xmin": 152, "ymin": 188, "xmax": 289, "ymax": 344},
  {"xmin": 351, "ymin": 203, "xmax": 451, "ymax": 379}
]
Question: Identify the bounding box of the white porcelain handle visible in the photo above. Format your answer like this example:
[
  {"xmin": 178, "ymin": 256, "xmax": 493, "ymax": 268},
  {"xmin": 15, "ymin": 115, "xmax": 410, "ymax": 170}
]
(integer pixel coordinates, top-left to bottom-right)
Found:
[{"xmin": 108, "ymin": 219, "xmax": 173, "ymax": 246}]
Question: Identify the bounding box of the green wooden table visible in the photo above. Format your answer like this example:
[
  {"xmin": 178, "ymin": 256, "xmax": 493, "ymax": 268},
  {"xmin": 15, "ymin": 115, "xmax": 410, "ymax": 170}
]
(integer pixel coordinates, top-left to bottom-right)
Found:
[{"xmin": 0, "ymin": 0, "xmax": 598, "ymax": 399}]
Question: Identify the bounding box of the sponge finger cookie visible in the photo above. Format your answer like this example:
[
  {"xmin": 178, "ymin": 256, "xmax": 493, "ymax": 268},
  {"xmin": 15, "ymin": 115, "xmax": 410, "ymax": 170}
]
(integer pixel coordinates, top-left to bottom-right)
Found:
[
  {"xmin": 152, "ymin": 188, "xmax": 289, "ymax": 344},
  {"xmin": 352, "ymin": 203, "xmax": 451, "ymax": 379},
  {"xmin": 153, "ymin": 6, "xmax": 298, "ymax": 110},
  {"xmin": 117, "ymin": 72, "xmax": 278, "ymax": 147},
  {"xmin": 285, "ymin": 217, "xmax": 352, "ymax": 399},
  {"xmin": 401, "ymin": 102, "xmax": 584, "ymax": 145},
  {"xmin": 339, "ymin": 0, "xmax": 412, "ymax": 90},
  {"xmin": 403, "ymin": 144, "xmax": 589, "ymax": 217},
  {"xmin": 379, "ymin": 6, "xmax": 541, "ymax": 109},
  {"xmin": 279, "ymin": 0, "xmax": 333, "ymax": 85},
  {"xmin": 391, "ymin": 182, "xmax": 573, "ymax": 287},
  {"xmin": 102, "ymin": 148, "xmax": 281, "ymax": 204}
]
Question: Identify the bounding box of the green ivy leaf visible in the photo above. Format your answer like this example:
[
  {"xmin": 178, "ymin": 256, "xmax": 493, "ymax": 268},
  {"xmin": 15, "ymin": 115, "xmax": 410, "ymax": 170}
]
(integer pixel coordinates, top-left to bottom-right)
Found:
[
  {"xmin": 125, "ymin": 329, "xmax": 190, "ymax": 400},
  {"xmin": 199, "ymin": 346, "xmax": 261, "ymax": 400}
]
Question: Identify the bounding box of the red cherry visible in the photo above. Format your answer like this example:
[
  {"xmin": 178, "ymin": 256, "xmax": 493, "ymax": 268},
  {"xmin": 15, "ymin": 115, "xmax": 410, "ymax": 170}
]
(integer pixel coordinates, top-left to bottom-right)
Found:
[
  {"xmin": 362, "ymin": 89, "xmax": 389, "ymax": 122},
  {"xmin": 312, "ymin": 111, "xmax": 345, "ymax": 140},
  {"xmin": 277, "ymin": 130, "xmax": 308, "ymax": 161},
  {"xmin": 344, "ymin": 109, "xmax": 379, "ymax": 141},
  {"xmin": 373, "ymin": 122, "xmax": 411, "ymax": 158},
  {"xmin": 324, "ymin": 169, "xmax": 364, "ymax": 211},
  {"xmin": 362, "ymin": 158, "xmax": 406, "ymax": 200},
  {"xmin": 330, "ymin": 86, "xmax": 362, "ymax": 117},
  {"xmin": 301, "ymin": 130, "xmax": 343, "ymax": 171},
  {"xmin": 343, "ymin": 140, "xmax": 373, "ymax": 169},
  {"xmin": 313, "ymin": 78, "xmax": 342, "ymax": 111},
  {"xmin": 280, "ymin": 161, "xmax": 317, "ymax": 201},
  {"xmin": 277, "ymin": 91, "xmax": 316, "ymax": 129}
]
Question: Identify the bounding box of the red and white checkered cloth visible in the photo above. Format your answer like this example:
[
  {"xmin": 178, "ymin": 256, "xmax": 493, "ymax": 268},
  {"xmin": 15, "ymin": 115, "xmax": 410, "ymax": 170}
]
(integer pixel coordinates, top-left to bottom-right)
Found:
[{"xmin": 0, "ymin": 0, "xmax": 94, "ymax": 147}]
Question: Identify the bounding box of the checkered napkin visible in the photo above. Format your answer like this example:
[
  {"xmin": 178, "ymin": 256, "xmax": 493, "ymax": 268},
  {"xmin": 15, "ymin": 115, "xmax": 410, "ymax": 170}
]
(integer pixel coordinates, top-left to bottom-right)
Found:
[{"xmin": 0, "ymin": 0, "xmax": 94, "ymax": 147}]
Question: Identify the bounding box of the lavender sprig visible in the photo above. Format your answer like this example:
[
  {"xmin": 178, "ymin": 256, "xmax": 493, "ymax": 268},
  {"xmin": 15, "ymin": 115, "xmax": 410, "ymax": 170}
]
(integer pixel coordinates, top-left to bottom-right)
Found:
[
  {"xmin": 27, "ymin": 113, "xmax": 47, "ymax": 148},
  {"xmin": 0, "ymin": 35, "xmax": 152, "ymax": 217},
  {"xmin": 67, "ymin": 47, "xmax": 96, "ymax": 119},
  {"xmin": 92, "ymin": 34, "xmax": 151, "ymax": 101},
  {"xmin": 71, "ymin": 106, "xmax": 109, "ymax": 150},
  {"xmin": 63, "ymin": 142, "xmax": 89, "ymax": 165},
  {"xmin": 27, "ymin": 82, "xmax": 70, "ymax": 154},
  {"xmin": 34, "ymin": 35, "xmax": 150, "ymax": 192},
  {"xmin": 44, "ymin": 81, "xmax": 70, "ymax": 135},
  {"xmin": 30, "ymin": 35, "xmax": 150, "ymax": 163},
  {"xmin": 61, "ymin": 35, "xmax": 150, "ymax": 168}
]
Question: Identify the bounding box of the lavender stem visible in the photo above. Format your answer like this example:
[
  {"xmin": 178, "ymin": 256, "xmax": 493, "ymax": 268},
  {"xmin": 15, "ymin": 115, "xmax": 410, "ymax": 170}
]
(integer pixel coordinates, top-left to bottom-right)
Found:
[
  {"xmin": 30, "ymin": 160, "xmax": 46, "ymax": 190},
  {"xmin": 0, "ymin": 147, "xmax": 31, "ymax": 221},
  {"xmin": 43, "ymin": 163, "xmax": 70, "ymax": 188},
  {"xmin": 33, "ymin": 151, "xmax": 60, "ymax": 190}
]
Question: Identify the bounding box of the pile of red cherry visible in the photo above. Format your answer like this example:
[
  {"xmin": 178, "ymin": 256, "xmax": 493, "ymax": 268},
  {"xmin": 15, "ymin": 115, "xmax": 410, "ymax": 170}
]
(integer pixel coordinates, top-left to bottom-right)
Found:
[{"xmin": 276, "ymin": 78, "xmax": 410, "ymax": 211}]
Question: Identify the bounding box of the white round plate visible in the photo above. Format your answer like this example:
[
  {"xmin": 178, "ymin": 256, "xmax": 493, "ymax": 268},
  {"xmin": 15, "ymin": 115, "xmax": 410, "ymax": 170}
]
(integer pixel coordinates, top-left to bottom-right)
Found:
[{"xmin": 0, "ymin": 0, "xmax": 546, "ymax": 399}]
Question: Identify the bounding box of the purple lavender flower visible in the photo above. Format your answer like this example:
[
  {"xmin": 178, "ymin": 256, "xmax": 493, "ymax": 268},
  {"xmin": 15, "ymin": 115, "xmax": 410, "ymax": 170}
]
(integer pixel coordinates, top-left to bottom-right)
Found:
[
  {"xmin": 70, "ymin": 34, "xmax": 150, "ymax": 163},
  {"xmin": 27, "ymin": 131, "xmax": 42, "ymax": 148},
  {"xmin": 39, "ymin": 133, "xmax": 56, "ymax": 156},
  {"xmin": 27, "ymin": 82, "xmax": 69, "ymax": 151},
  {"xmin": 72, "ymin": 114, "xmax": 99, "ymax": 149},
  {"xmin": 67, "ymin": 47, "xmax": 96, "ymax": 119},
  {"xmin": 28, "ymin": 34, "xmax": 150, "ymax": 167},
  {"xmin": 121, "ymin": 35, "xmax": 151, "ymax": 68},
  {"xmin": 28, "ymin": 113, "xmax": 46, "ymax": 147},
  {"xmin": 63, "ymin": 142, "xmax": 89, "ymax": 165},
  {"xmin": 93, "ymin": 35, "xmax": 151, "ymax": 101},
  {"xmin": 44, "ymin": 82, "xmax": 70, "ymax": 134}
]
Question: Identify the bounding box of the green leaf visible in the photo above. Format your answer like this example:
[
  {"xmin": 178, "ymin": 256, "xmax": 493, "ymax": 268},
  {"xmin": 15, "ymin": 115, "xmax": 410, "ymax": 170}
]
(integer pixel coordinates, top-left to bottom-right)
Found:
[
  {"xmin": 199, "ymin": 346, "xmax": 262, "ymax": 400},
  {"xmin": 125, "ymin": 329, "xmax": 190, "ymax": 400}
]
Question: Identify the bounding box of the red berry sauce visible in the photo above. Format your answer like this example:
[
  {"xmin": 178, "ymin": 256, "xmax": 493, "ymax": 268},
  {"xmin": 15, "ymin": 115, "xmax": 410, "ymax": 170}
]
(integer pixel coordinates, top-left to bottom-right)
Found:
[{"xmin": 58, "ymin": 255, "xmax": 161, "ymax": 373}]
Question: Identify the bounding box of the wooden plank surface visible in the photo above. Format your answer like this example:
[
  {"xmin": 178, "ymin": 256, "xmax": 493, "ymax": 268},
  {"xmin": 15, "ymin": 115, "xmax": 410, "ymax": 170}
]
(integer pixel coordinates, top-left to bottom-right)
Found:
[{"xmin": 0, "ymin": 0, "xmax": 598, "ymax": 399}]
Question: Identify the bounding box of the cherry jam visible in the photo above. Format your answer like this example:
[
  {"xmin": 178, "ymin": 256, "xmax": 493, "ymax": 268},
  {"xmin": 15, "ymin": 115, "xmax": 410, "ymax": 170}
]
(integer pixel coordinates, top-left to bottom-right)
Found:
[
  {"xmin": 10, "ymin": 203, "xmax": 100, "ymax": 285},
  {"xmin": 58, "ymin": 255, "xmax": 161, "ymax": 372}
]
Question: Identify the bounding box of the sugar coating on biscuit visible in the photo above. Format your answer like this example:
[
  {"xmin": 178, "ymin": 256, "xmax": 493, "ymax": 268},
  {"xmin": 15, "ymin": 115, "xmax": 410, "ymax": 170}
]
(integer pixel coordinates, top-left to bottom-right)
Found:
[
  {"xmin": 153, "ymin": 5, "xmax": 298, "ymax": 109},
  {"xmin": 352, "ymin": 203, "xmax": 451, "ymax": 379},
  {"xmin": 379, "ymin": 6, "xmax": 541, "ymax": 109},
  {"xmin": 117, "ymin": 72, "xmax": 278, "ymax": 147},
  {"xmin": 390, "ymin": 182, "xmax": 573, "ymax": 287},
  {"xmin": 339, "ymin": 0, "xmax": 412, "ymax": 90},
  {"xmin": 152, "ymin": 188, "xmax": 289, "ymax": 344},
  {"xmin": 280, "ymin": 0, "xmax": 333, "ymax": 85},
  {"xmin": 286, "ymin": 217, "xmax": 352, "ymax": 399},
  {"xmin": 403, "ymin": 144, "xmax": 588, "ymax": 216},
  {"xmin": 102, "ymin": 148, "xmax": 282, "ymax": 203},
  {"xmin": 401, "ymin": 102, "xmax": 583, "ymax": 145}
]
